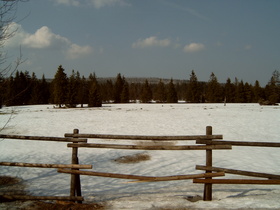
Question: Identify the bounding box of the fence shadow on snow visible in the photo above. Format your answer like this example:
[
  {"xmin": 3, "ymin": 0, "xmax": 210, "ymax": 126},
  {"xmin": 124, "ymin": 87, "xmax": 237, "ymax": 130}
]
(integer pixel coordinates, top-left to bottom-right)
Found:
[{"xmin": 1, "ymin": 126, "xmax": 280, "ymax": 203}]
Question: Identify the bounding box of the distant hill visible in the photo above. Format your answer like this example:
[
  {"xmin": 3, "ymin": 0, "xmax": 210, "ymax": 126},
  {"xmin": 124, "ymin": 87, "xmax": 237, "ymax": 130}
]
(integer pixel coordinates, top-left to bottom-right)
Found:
[
  {"xmin": 94, "ymin": 77, "xmax": 188, "ymax": 84},
  {"xmin": 46, "ymin": 77, "xmax": 189, "ymax": 84}
]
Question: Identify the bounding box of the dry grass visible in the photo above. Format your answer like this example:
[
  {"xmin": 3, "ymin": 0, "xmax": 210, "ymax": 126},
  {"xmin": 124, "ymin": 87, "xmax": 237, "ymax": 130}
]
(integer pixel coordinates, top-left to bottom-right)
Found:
[
  {"xmin": 0, "ymin": 176, "xmax": 105, "ymax": 209},
  {"xmin": 114, "ymin": 152, "xmax": 151, "ymax": 164},
  {"xmin": 0, "ymin": 176, "xmax": 21, "ymax": 186},
  {"xmin": 23, "ymin": 201, "xmax": 105, "ymax": 210}
]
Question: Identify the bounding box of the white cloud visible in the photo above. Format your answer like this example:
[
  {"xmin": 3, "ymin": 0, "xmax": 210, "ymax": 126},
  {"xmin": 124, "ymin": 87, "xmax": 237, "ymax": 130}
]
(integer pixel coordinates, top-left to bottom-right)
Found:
[
  {"xmin": 244, "ymin": 44, "xmax": 252, "ymax": 50},
  {"xmin": 4, "ymin": 23, "xmax": 27, "ymax": 48},
  {"xmin": 132, "ymin": 36, "xmax": 171, "ymax": 48},
  {"xmin": 52, "ymin": 0, "xmax": 80, "ymax": 6},
  {"xmin": 90, "ymin": 0, "xmax": 129, "ymax": 8},
  {"xmin": 183, "ymin": 43, "xmax": 205, "ymax": 53},
  {"xmin": 22, "ymin": 26, "xmax": 69, "ymax": 49},
  {"xmin": 5, "ymin": 23, "xmax": 93, "ymax": 59},
  {"xmin": 66, "ymin": 44, "xmax": 93, "ymax": 59},
  {"xmin": 52, "ymin": 0, "xmax": 129, "ymax": 8}
]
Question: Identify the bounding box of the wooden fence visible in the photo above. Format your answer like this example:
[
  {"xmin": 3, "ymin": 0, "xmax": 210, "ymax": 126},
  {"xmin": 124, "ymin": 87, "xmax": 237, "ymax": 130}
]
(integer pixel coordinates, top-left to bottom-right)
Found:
[{"xmin": 1, "ymin": 126, "xmax": 280, "ymax": 203}]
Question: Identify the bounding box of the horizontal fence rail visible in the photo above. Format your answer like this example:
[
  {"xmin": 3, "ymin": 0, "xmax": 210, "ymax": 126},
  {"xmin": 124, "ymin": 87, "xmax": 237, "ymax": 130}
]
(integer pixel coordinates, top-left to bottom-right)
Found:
[
  {"xmin": 193, "ymin": 179, "xmax": 280, "ymax": 185},
  {"xmin": 0, "ymin": 195, "xmax": 84, "ymax": 201},
  {"xmin": 65, "ymin": 133, "xmax": 223, "ymax": 141},
  {"xmin": 196, "ymin": 165, "xmax": 280, "ymax": 179},
  {"xmin": 0, "ymin": 134, "xmax": 87, "ymax": 143},
  {"xmin": 196, "ymin": 140, "xmax": 280, "ymax": 147},
  {"xmin": 67, "ymin": 143, "xmax": 232, "ymax": 150},
  {"xmin": 58, "ymin": 169, "xmax": 225, "ymax": 181},
  {"xmin": 0, "ymin": 162, "xmax": 92, "ymax": 169},
  {"xmin": 2, "ymin": 126, "xmax": 280, "ymax": 204}
]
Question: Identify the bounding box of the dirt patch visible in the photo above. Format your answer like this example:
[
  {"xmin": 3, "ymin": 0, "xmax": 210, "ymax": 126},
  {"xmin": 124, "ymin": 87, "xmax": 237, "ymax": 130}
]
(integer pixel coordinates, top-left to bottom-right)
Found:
[
  {"xmin": 114, "ymin": 153, "xmax": 151, "ymax": 164},
  {"xmin": 0, "ymin": 176, "xmax": 26, "ymax": 197},
  {"xmin": 23, "ymin": 201, "xmax": 105, "ymax": 210},
  {"xmin": 0, "ymin": 176, "xmax": 105, "ymax": 209},
  {"xmin": 0, "ymin": 176, "xmax": 21, "ymax": 186},
  {"xmin": 0, "ymin": 200, "xmax": 106, "ymax": 210}
]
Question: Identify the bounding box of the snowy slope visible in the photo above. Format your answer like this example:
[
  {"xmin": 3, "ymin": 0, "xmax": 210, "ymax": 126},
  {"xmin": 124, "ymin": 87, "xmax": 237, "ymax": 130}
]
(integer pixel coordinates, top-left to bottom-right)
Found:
[{"xmin": 0, "ymin": 103, "xmax": 280, "ymax": 209}]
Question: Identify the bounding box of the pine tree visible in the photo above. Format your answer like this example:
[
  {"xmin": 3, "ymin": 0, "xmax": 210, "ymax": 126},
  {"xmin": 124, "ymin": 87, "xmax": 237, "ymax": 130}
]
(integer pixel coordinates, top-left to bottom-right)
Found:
[
  {"xmin": 30, "ymin": 72, "xmax": 40, "ymax": 104},
  {"xmin": 244, "ymin": 82, "xmax": 253, "ymax": 103},
  {"xmin": 253, "ymin": 80, "xmax": 263, "ymax": 103},
  {"xmin": 52, "ymin": 65, "xmax": 68, "ymax": 108},
  {"xmin": 167, "ymin": 79, "xmax": 178, "ymax": 103},
  {"xmin": 129, "ymin": 82, "xmax": 141, "ymax": 103},
  {"xmin": 5, "ymin": 76, "xmax": 15, "ymax": 106},
  {"xmin": 114, "ymin": 73, "xmax": 125, "ymax": 103},
  {"xmin": 101, "ymin": 79, "xmax": 114, "ymax": 103},
  {"xmin": 224, "ymin": 78, "xmax": 235, "ymax": 103},
  {"xmin": 140, "ymin": 80, "xmax": 152, "ymax": 103},
  {"xmin": 235, "ymin": 80, "xmax": 246, "ymax": 103},
  {"xmin": 206, "ymin": 72, "xmax": 222, "ymax": 103},
  {"xmin": 88, "ymin": 73, "xmax": 102, "ymax": 107},
  {"xmin": 154, "ymin": 79, "xmax": 166, "ymax": 103},
  {"xmin": 77, "ymin": 75, "xmax": 88, "ymax": 107},
  {"xmin": 121, "ymin": 80, "xmax": 130, "ymax": 103},
  {"xmin": 39, "ymin": 74, "xmax": 50, "ymax": 104},
  {"xmin": 66, "ymin": 70, "xmax": 78, "ymax": 108},
  {"xmin": 265, "ymin": 70, "xmax": 280, "ymax": 104},
  {"xmin": 186, "ymin": 70, "xmax": 201, "ymax": 103}
]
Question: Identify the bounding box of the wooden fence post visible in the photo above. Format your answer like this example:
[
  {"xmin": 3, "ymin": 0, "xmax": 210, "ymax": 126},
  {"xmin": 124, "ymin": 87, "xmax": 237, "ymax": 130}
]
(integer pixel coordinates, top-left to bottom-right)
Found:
[
  {"xmin": 204, "ymin": 126, "xmax": 213, "ymax": 201},
  {"xmin": 70, "ymin": 129, "xmax": 82, "ymax": 203}
]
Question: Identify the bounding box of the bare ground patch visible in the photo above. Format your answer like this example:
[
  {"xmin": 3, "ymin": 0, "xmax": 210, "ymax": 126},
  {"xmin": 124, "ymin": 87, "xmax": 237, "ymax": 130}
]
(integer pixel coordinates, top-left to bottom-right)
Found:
[
  {"xmin": 114, "ymin": 152, "xmax": 151, "ymax": 164},
  {"xmin": 0, "ymin": 176, "xmax": 105, "ymax": 209},
  {"xmin": 0, "ymin": 176, "xmax": 26, "ymax": 197}
]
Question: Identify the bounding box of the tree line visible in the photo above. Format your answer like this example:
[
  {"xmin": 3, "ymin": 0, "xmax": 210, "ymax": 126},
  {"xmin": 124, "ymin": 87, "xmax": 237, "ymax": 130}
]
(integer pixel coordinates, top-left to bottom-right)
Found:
[{"xmin": 0, "ymin": 65, "xmax": 279, "ymax": 108}]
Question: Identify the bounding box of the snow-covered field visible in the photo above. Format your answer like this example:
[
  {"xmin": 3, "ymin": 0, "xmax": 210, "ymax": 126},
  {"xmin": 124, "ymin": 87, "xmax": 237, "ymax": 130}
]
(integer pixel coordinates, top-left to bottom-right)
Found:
[{"xmin": 0, "ymin": 103, "xmax": 280, "ymax": 209}]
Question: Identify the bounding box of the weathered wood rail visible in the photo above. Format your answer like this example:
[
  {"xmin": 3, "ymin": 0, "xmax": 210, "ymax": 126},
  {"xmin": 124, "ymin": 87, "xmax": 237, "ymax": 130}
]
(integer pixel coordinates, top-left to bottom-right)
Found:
[
  {"xmin": 0, "ymin": 134, "xmax": 87, "ymax": 142},
  {"xmin": 1, "ymin": 126, "xmax": 280, "ymax": 203},
  {"xmin": 0, "ymin": 162, "xmax": 92, "ymax": 169},
  {"xmin": 63, "ymin": 126, "xmax": 229, "ymax": 201},
  {"xmin": 0, "ymin": 134, "xmax": 88, "ymax": 203}
]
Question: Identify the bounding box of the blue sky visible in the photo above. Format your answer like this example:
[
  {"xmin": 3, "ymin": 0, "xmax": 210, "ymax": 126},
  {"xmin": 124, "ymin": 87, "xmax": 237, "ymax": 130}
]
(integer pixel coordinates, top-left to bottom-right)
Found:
[{"xmin": 4, "ymin": 0, "xmax": 280, "ymax": 86}]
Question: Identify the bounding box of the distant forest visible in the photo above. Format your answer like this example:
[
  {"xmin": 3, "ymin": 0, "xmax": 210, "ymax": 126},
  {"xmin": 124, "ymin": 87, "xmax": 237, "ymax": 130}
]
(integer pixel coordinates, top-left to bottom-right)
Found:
[{"xmin": 0, "ymin": 65, "xmax": 279, "ymax": 107}]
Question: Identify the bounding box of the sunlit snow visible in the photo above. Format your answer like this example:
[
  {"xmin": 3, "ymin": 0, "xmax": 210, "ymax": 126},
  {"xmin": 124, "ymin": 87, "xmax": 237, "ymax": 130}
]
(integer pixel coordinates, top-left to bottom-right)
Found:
[{"xmin": 0, "ymin": 103, "xmax": 280, "ymax": 209}]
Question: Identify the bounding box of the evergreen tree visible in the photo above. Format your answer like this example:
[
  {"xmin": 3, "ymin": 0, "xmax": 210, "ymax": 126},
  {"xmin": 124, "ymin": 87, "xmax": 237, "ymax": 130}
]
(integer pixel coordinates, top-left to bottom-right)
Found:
[
  {"xmin": 88, "ymin": 73, "xmax": 102, "ymax": 107},
  {"xmin": 77, "ymin": 75, "xmax": 88, "ymax": 107},
  {"xmin": 6, "ymin": 71, "xmax": 32, "ymax": 105},
  {"xmin": 140, "ymin": 80, "xmax": 152, "ymax": 103},
  {"xmin": 224, "ymin": 78, "xmax": 236, "ymax": 103},
  {"xmin": 39, "ymin": 74, "xmax": 50, "ymax": 104},
  {"xmin": 30, "ymin": 72, "xmax": 40, "ymax": 104},
  {"xmin": 206, "ymin": 72, "xmax": 222, "ymax": 103},
  {"xmin": 113, "ymin": 73, "xmax": 125, "ymax": 103},
  {"xmin": 253, "ymin": 80, "xmax": 264, "ymax": 103},
  {"xmin": 235, "ymin": 80, "xmax": 246, "ymax": 103},
  {"xmin": 101, "ymin": 79, "xmax": 114, "ymax": 103},
  {"xmin": 121, "ymin": 80, "xmax": 130, "ymax": 103},
  {"xmin": 244, "ymin": 82, "xmax": 253, "ymax": 103},
  {"xmin": 5, "ymin": 76, "xmax": 15, "ymax": 106},
  {"xmin": 166, "ymin": 79, "xmax": 178, "ymax": 103},
  {"xmin": 186, "ymin": 70, "xmax": 201, "ymax": 102},
  {"xmin": 176, "ymin": 82, "xmax": 187, "ymax": 101},
  {"xmin": 154, "ymin": 79, "xmax": 166, "ymax": 103},
  {"xmin": 265, "ymin": 70, "xmax": 280, "ymax": 104},
  {"xmin": 129, "ymin": 82, "xmax": 141, "ymax": 103},
  {"xmin": 52, "ymin": 65, "xmax": 68, "ymax": 108},
  {"xmin": 66, "ymin": 70, "xmax": 78, "ymax": 108}
]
